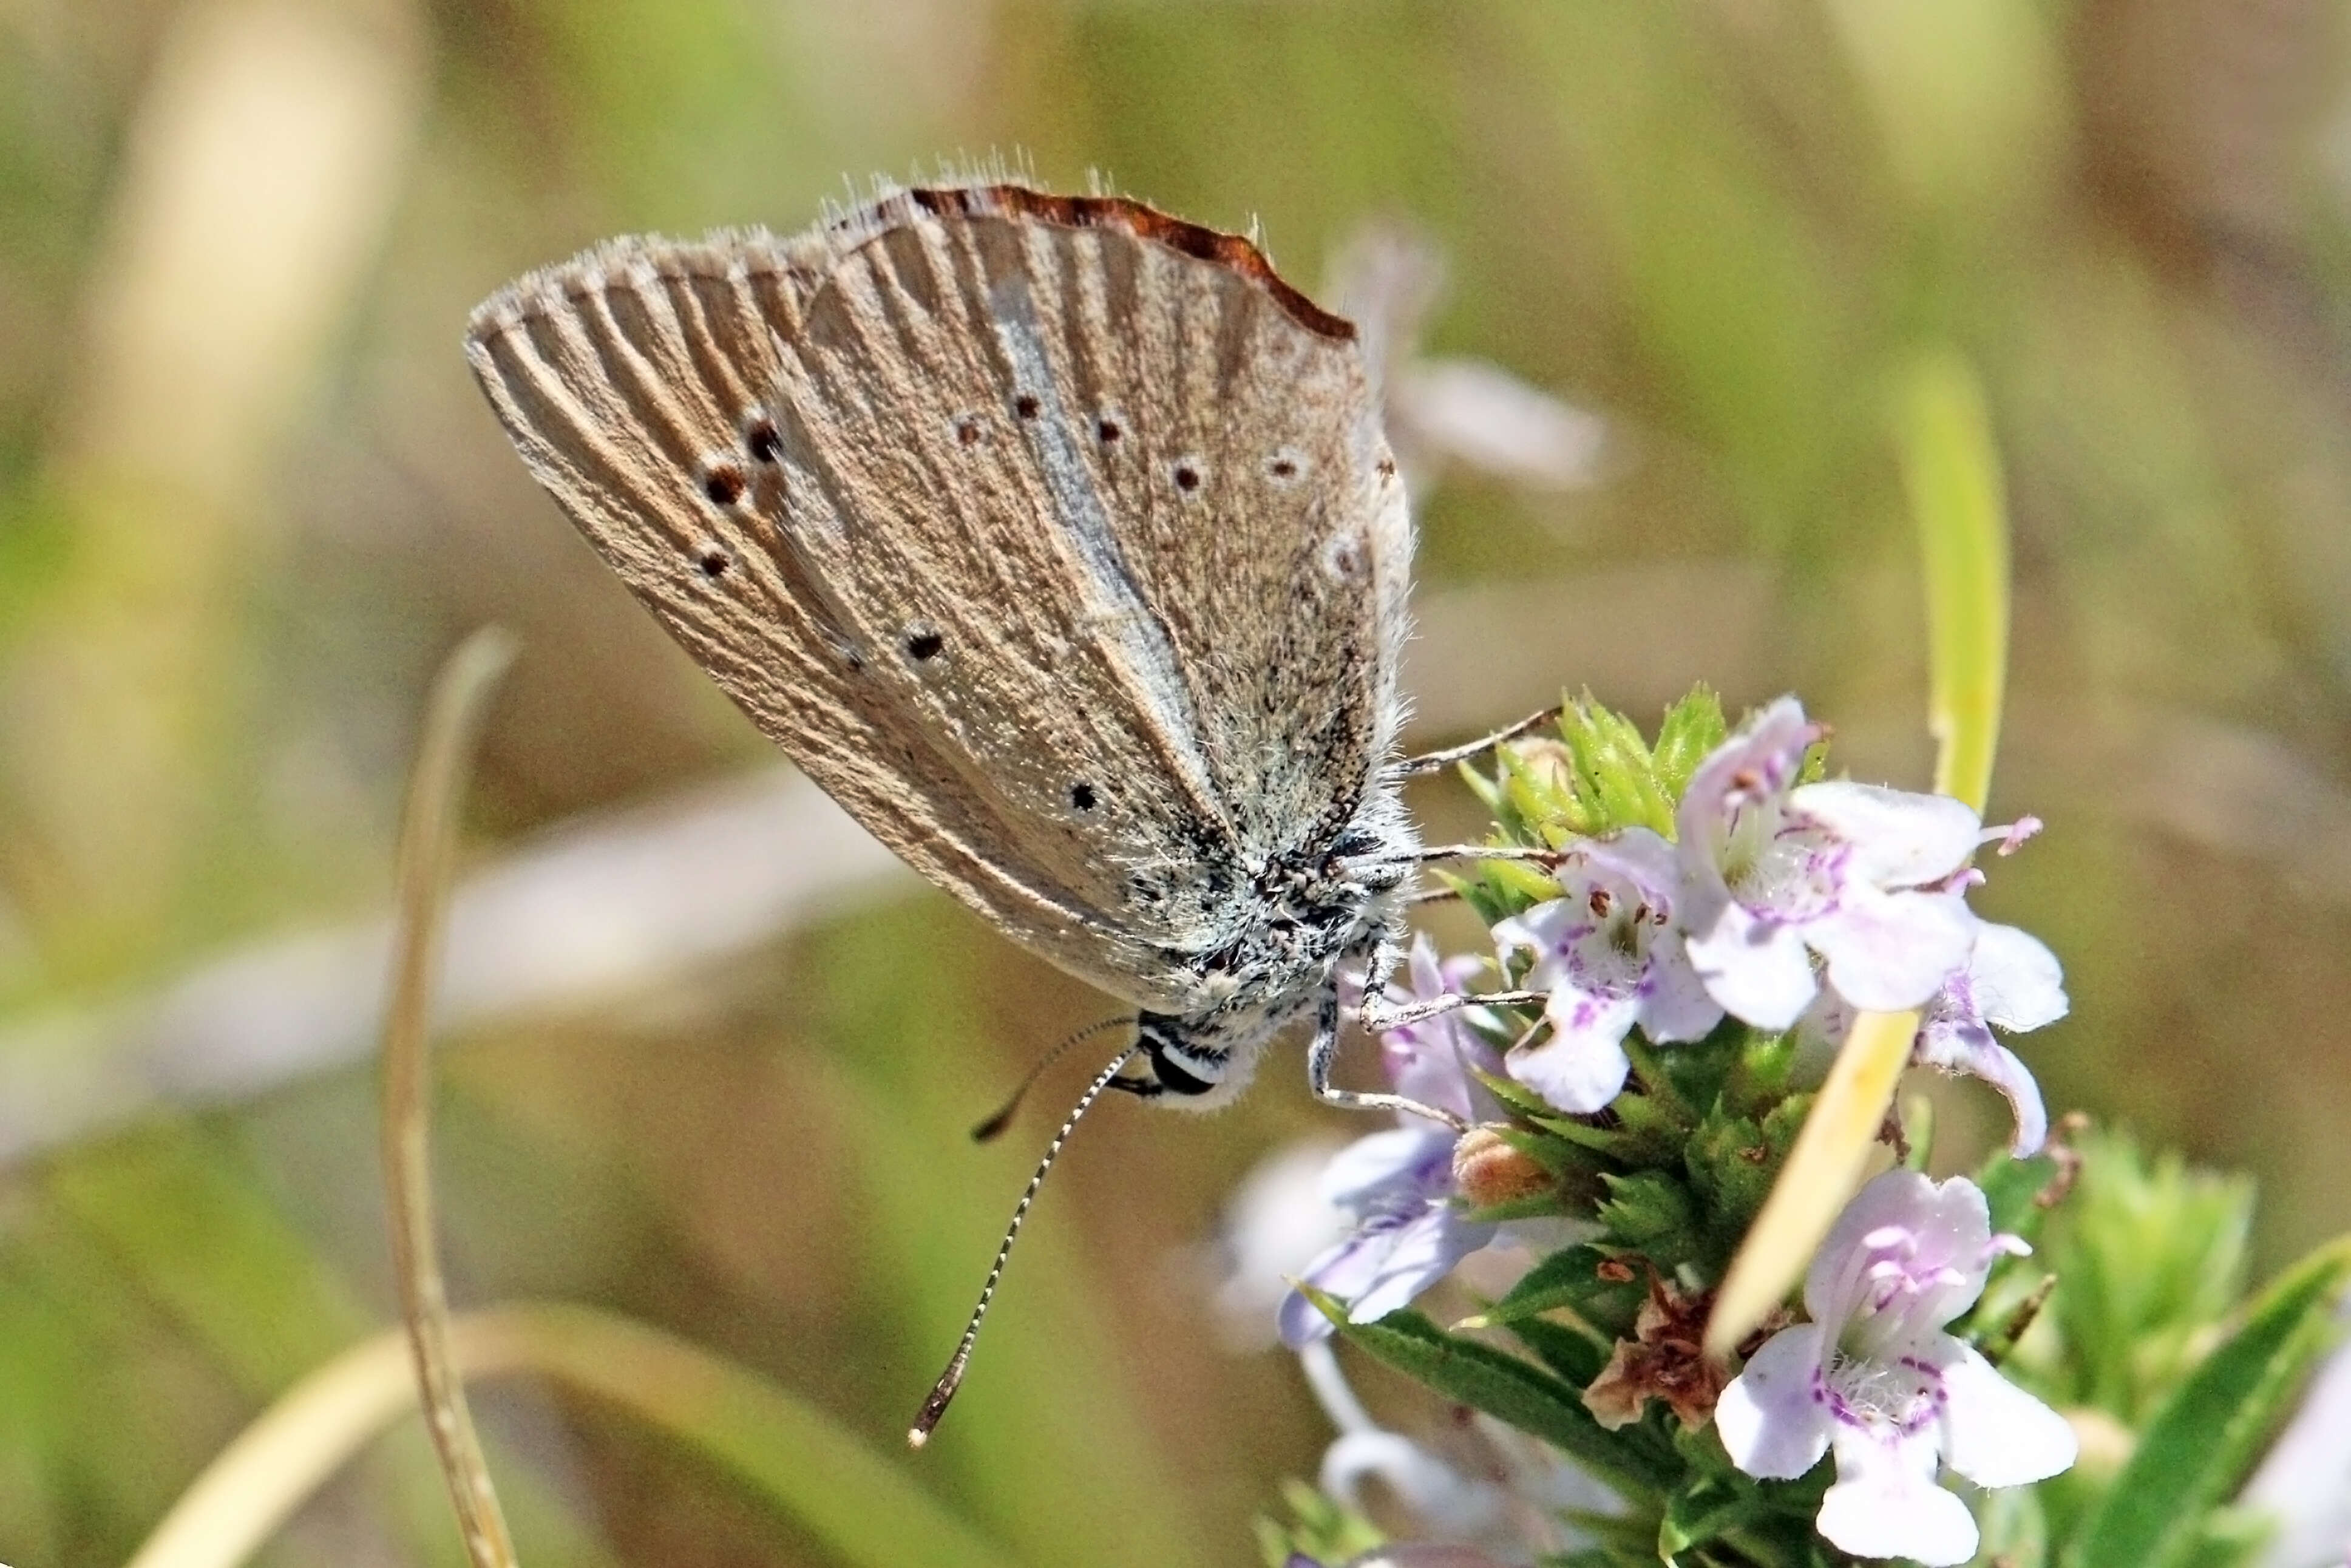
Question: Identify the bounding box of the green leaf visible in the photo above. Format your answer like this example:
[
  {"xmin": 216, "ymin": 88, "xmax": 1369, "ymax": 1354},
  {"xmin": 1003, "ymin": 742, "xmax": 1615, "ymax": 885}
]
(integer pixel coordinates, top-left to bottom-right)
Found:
[
  {"xmin": 1974, "ymin": 1145, "xmax": 2066, "ymax": 1246},
  {"xmin": 1473, "ymin": 1065, "xmax": 1578, "ymax": 1123},
  {"xmin": 1598, "ymin": 1171, "xmax": 1698, "ymax": 1254},
  {"xmin": 1505, "ymin": 1312, "xmax": 1613, "ymax": 1389},
  {"xmin": 2044, "ymin": 1130, "xmax": 2254, "ymax": 1420},
  {"xmin": 1309, "ymin": 1294, "xmax": 1677, "ymax": 1496},
  {"xmin": 1976, "ymin": 1482, "xmax": 2050, "ymax": 1568},
  {"xmin": 1649, "ymin": 686, "xmax": 1726, "ymax": 806},
  {"xmin": 1474, "ymin": 1245, "xmax": 1644, "ymax": 1334},
  {"xmin": 1254, "ymin": 1477, "xmax": 1383, "ymax": 1567},
  {"xmin": 1557, "ymin": 699, "xmax": 1675, "ymax": 837},
  {"xmin": 2066, "ymin": 1237, "xmax": 2351, "ymax": 1568},
  {"xmin": 1659, "ymin": 1473, "xmax": 1768, "ymax": 1561}
]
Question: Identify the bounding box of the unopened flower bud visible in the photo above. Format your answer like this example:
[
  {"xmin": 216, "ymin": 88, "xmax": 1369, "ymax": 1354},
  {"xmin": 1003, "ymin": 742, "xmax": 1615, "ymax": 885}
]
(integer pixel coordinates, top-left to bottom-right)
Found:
[{"xmin": 1451, "ymin": 1126, "xmax": 1553, "ymax": 1208}]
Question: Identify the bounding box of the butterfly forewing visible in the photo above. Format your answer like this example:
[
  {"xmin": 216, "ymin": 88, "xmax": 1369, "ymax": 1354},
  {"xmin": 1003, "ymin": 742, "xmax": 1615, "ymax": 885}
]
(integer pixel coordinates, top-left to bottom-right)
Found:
[{"xmin": 465, "ymin": 184, "xmax": 1406, "ymax": 1017}]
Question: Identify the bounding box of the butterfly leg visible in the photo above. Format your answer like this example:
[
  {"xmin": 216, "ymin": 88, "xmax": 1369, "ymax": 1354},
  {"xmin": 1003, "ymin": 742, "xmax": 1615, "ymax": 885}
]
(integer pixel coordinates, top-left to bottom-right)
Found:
[
  {"xmin": 1306, "ymin": 988, "xmax": 1467, "ymax": 1130},
  {"xmin": 1399, "ymin": 844, "xmax": 1564, "ymax": 867},
  {"xmin": 1358, "ymin": 985, "xmax": 1549, "ymax": 1036},
  {"xmin": 1351, "ymin": 928, "xmax": 1547, "ymax": 1037},
  {"xmin": 1384, "ymin": 705, "xmax": 1562, "ymax": 780}
]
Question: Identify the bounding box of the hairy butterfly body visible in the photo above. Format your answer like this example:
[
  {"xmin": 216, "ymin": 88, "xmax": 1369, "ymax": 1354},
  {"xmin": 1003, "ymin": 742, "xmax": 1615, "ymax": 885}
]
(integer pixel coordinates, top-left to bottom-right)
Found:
[{"xmin": 465, "ymin": 182, "xmax": 1424, "ymax": 1112}]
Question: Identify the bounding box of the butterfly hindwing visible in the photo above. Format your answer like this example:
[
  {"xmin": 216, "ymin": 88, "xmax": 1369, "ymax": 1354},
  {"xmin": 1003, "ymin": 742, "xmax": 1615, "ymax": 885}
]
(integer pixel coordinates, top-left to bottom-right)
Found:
[{"xmin": 464, "ymin": 185, "xmax": 1406, "ymax": 1015}]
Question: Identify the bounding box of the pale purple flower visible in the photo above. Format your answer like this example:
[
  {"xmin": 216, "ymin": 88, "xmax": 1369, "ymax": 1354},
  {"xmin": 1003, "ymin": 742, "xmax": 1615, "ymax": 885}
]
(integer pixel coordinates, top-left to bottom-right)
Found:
[
  {"xmin": 1277, "ymin": 1125, "xmax": 1497, "ymax": 1348},
  {"xmin": 1788, "ymin": 921, "xmax": 2066, "ymax": 1156},
  {"xmin": 1490, "ymin": 830, "xmax": 1721, "ymax": 1113},
  {"xmin": 1280, "ymin": 937, "xmax": 1501, "ymax": 1348},
  {"xmin": 1376, "ymin": 936, "xmax": 1508, "ymax": 1125},
  {"xmin": 1715, "ymin": 1170, "xmax": 2077, "ymax": 1566},
  {"xmin": 1676, "ymin": 698, "xmax": 1983, "ymax": 1031},
  {"xmin": 1913, "ymin": 921, "xmax": 2067, "ymax": 1156}
]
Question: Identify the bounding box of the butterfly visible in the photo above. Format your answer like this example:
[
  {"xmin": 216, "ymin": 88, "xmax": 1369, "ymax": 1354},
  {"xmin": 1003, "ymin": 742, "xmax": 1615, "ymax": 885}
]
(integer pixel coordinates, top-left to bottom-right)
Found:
[{"xmin": 464, "ymin": 179, "xmax": 1547, "ymax": 1436}]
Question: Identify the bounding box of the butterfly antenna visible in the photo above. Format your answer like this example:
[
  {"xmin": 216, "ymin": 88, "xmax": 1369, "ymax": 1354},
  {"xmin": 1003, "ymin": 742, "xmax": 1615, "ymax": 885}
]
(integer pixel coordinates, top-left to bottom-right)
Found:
[
  {"xmin": 969, "ymin": 1014, "xmax": 1134, "ymax": 1142},
  {"xmin": 910, "ymin": 1044, "xmax": 1138, "ymax": 1448}
]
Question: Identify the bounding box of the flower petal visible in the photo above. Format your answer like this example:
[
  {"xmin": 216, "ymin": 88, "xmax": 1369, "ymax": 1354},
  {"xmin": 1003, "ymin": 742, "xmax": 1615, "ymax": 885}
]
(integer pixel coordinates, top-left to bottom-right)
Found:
[
  {"xmin": 1817, "ymin": 1428, "xmax": 1978, "ymax": 1566},
  {"xmin": 1380, "ymin": 934, "xmax": 1499, "ymax": 1122},
  {"xmin": 1806, "ymin": 885, "xmax": 1976, "ymax": 1013},
  {"xmin": 1675, "ymin": 697, "xmax": 1817, "ymax": 888},
  {"xmin": 1491, "ymin": 899, "xmax": 1579, "ymax": 965},
  {"xmin": 1632, "ymin": 925, "xmax": 1723, "ymax": 1044},
  {"xmin": 1938, "ymin": 1343, "xmax": 2078, "ymax": 1487},
  {"xmin": 1584, "ymin": 825, "xmax": 1680, "ymax": 893},
  {"xmin": 1803, "ymin": 1170, "xmax": 1995, "ymax": 1327},
  {"xmin": 1508, "ymin": 996, "xmax": 1637, "ymax": 1113},
  {"xmin": 1918, "ymin": 1031, "xmax": 2050, "ymax": 1157},
  {"xmin": 1347, "ymin": 1211, "xmax": 1497, "ymax": 1323},
  {"xmin": 1320, "ymin": 1127, "xmax": 1453, "ymax": 1214},
  {"xmin": 1968, "ymin": 921, "xmax": 2068, "ymax": 1033},
  {"xmin": 1281, "ymin": 1226, "xmax": 1397, "ymax": 1346},
  {"xmin": 1714, "ymin": 1325, "xmax": 1833, "ymax": 1479},
  {"xmin": 1685, "ymin": 898, "xmax": 1819, "ymax": 1030},
  {"xmin": 1681, "ymin": 699, "xmax": 1816, "ymax": 817},
  {"xmin": 1788, "ymin": 780, "xmax": 1981, "ymax": 889}
]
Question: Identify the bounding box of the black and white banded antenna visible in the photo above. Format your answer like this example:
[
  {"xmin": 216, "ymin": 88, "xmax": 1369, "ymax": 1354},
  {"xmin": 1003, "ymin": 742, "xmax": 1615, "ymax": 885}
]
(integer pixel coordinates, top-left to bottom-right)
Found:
[
  {"xmin": 909, "ymin": 1043, "xmax": 1139, "ymax": 1448},
  {"xmin": 968, "ymin": 1014, "xmax": 1136, "ymax": 1143}
]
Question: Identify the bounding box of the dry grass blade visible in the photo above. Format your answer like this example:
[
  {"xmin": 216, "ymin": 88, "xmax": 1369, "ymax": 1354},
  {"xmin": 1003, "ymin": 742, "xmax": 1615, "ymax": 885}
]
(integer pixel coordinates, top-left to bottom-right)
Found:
[
  {"xmin": 1703, "ymin": 1008, "xmax": 1919, "ymax": 1358},
  {"xmin": 381, "ymin": 627, "xmax": 521, "ymax": 1568},
  {"xmin": 123, "ymin": 1304, "xmax": 1024, "ymax": 1568}
]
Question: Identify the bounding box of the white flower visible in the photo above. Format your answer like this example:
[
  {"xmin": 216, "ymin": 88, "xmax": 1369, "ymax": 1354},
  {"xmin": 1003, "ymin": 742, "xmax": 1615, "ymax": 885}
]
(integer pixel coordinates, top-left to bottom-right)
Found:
[
  {"xmin": 1277, "ymin": 1124, "xmax": 1498, "ymax": 1348},
  {"xmin": 1913, "ymin": 921, "xmax": 2068, "ymax": 1155},
  {"xmin": 1490, "ymin": 830, "xmax": 1721, "ymax": 1113},
  {"xmin": 1714, "ymin": 1170, "xmax": 2077, "ymax": 1566},
  {"xmin": 1787, "ymin": 921, "xmax": 2066, "ymax": 1156},
  {"xmin": 1676, "ymin": 698, "xmax": 1983, "ymax": 1031}
]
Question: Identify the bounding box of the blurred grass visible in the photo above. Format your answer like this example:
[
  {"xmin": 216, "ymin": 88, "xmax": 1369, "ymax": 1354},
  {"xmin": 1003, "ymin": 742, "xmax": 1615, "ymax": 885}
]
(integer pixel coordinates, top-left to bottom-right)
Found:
[{"xmin": 2, "ymin": 1, "xmax": 2351, "ymax": 1563}]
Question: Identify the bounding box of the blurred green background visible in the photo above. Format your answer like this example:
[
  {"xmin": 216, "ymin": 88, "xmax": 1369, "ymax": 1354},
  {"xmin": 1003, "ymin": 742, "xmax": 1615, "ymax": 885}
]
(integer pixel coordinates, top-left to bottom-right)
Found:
[{"xmin": 4, "ymin": 1, "xmax": 2351, "ymax": 1564}]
